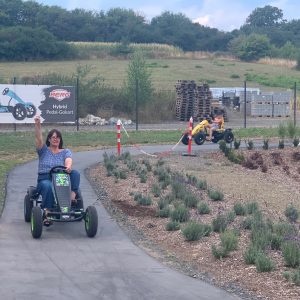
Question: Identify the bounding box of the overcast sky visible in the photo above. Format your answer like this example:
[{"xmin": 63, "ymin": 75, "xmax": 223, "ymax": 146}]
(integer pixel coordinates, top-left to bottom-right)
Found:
[{"xmin": 32, "ymin": 0, "xmax": 299, "ymax": 32}]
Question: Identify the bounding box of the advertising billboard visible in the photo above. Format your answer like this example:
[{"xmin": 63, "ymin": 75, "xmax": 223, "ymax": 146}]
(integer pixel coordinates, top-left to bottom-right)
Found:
[{"xmin": 0, "ymin": 84, "xmax": 76, "ymax": 123}]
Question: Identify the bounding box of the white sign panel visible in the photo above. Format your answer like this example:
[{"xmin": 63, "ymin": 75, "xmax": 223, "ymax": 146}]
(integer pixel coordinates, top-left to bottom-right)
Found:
[{"xmin": 0, "ymin": 84, "xmax": 76, "ymax": 123}]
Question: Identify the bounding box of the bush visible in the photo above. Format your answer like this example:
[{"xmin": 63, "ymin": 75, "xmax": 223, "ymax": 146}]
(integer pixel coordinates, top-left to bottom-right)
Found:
[
  {"xmin": 134, "ymin": 193, "xmax": 152, "ymax": 206},
  {"xmin": 226, "ymin": 210, "xmax": 236, "ymax": 223},
  {"xmin": 246, "ymin": 201, "xmax": 259, "ymax": 214},
  {"xmin": 262, "ymin": 139, "xmax": 269, "ymax": 150},
  {"xmin": 278, "ymin": 139, "xmax": 285, "ymax": 149},
  {"xmin": 233, "ymin": 202, "xmax": 247, "ymax": 216},
  {"xmin": 170, "ymin": 205, "xmax": 190, "ymax": 223},
  {"xmin": 234, "ymin": 138, "xmax": 241, "ymax": 150},
  {"xmin": 220, "ymin": 230, "xmax": 239, "ymax": 252},
  {"xmin": 166, "ymin": 221, "xmax": 180, "ymax": 231},
  {"xmin": 282, "ymin": 241, "xmax": 300, "ymax": 268},
  {"xmin": 285, "ymin": 204, "xmax": 299, "ymax": 223},
  {"xmin": 293, "ymin": 137, "xmax": 299, "ymax": 147},
  {"xmin": 255, "ymin": 253, "xmax": 274, "ymax": 272},
  {"xmin": 151, "ymin": 184, "xmax": 161, "ymax": 197},
  {"xmin": 171, "ymin": 181, "xmax": 187, "ymax": 199},
  {"xmin": 211, "ymin": 245, "xmax": 229, "ymax": 259},
  {"xmin": 182, "ymin": 222, "xmax": 211, "ymax": 241},
  {"xmin": 208, "ymin": 188, "xmax": 224, "ymax": 201},
  {"xmin": 184, "ymin": 192, "xmax": 199, "ymax": 208},
  {"xmin": 212, "ymin": 214, "xmax": 228, "ymax": 232},
  {"xmin": 245, "ymin": 139, "xmax": 254, "ymax": 150},
  {"xmin": 197, "ymin": 179, "xmax": 207, "ymax": 190},
  {"xmin": 197, "ymin": 202, "xmax": 211, "ymax": 214},
  {"xmin": 156, "ymin": 207, "xmax": 170, "ymax": 218},
  {"xmin": 244, "ymin": 245, "xmax": 261, "ymax": 265}
]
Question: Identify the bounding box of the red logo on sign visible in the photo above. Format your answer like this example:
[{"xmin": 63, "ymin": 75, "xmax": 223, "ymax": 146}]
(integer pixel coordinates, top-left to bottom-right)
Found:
[{"xmin": 49, "ymin": 89, "xmax": 71, "ymax": 101}]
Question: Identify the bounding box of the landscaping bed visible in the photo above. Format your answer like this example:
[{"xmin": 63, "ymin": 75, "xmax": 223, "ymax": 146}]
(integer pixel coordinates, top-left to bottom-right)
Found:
[{"xmin": 87, "ymin": 146, "xmax": 300, "ymax": 300}]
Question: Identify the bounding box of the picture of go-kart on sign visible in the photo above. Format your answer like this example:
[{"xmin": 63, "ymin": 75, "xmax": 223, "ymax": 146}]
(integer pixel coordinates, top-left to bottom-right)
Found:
[{"xmin": 0, "ymin": 87, "xmax": 36, "ymax": 120}]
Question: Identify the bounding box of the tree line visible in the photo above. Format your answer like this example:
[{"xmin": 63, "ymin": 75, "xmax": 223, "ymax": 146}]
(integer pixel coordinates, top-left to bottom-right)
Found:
[{"xmin": 0, "ymin": 0, "xmax": 300, "ymax": 62}]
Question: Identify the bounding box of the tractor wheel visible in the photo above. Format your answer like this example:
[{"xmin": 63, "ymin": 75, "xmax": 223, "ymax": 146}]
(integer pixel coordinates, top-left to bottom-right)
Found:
[
  {"xmin": 85, "ymin": 206, "xmax": 98, "ymax": 238},
  {"xmin": 194, "ymin": 132, "xmax": 206, "ymax": 145},
  {"xmin": 13, "ymin": 104, "xmax": 27, "ymax": 120},
  {"xmin": 24, "ymin": 193, "xmax": 33, "ymax": 222},
  {"xmin": 224, "ymin": 131, "xmax": 234, "ymax": 143},
  {"xmin": 31, "ymin": 207, "xmax": 43, "ymax": 239},
  {"xmin": 26, "ymin": 104, "xmax": 36, "ymax": 118},
  {"xmin": 181, "ymin": 134, "xmax": 189, "ymax": 145}
]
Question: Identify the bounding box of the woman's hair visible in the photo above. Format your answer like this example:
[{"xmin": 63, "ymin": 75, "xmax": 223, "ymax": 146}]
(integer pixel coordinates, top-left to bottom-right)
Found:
[{"xmin": 46, "ymin": 129, "xmax": 64, "ymax": 149}]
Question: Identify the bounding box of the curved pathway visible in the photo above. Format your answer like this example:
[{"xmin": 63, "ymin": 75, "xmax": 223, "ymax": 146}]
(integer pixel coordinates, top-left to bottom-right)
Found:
[{"xmin": 0, "ymin": 144, "xmax": 240, "ymax": 300}]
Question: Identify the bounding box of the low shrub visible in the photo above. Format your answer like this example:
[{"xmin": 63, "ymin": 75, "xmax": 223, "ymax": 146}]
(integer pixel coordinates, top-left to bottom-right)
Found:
[
  {"xmin": 208, "ymin": 188, "xmax": 224, "ymax": 201},
  {"xmin": 293, "ymin": 137, "xmax": 299, "ymax": 147},
  {"xmin": 233, "ymin": 138, "xmax": 241, "ymax": 149},
  {"xmin": 211, "ymin": 245, "xmax": 229, "ymax": 259},
  {"xmin": 184, "ymin": 192, "xmax": 199, "ymax": 208},
  {"xmin": 212, "ymin": 214, "xmax": 228, "ymax": 232},
  {"xmin": 244, "ymin": 245, "xmax": 261, "ymax": 265},
  {"xmin": 182, "ymin": 222, "xmax": 211, "ymax": 241},
  {"xmin": 151, "ymin": 184, "xmax": 161, "ymax": 197},
  {"xmin": 246, "ymin": 201, "xmax": 259, "ymax": 214},
  {"xmin": 156, "ymin": 207, "xmax": 170, "ymax": 218},
  {"xmin": 170, "ymin": 205, "xmax": 190, "ymax": 223},
  {"xmin": 165, "ymin": 221, "xmax": 180, "ymax": 231},
  {"xmin": 220, "ymin": 230, "xmax": 239, "ymax": 252},
  {"xmin": 255, "ymin": 253, "xmax": 274, "ymax": 272},
  {"xmin": 233, "ymin": 202, "xmax": 247, "ymax": 216},
  {"xmin": 262, "ymin": 139, "xmax": 269, "ymax": 150},
  {"xmin": 282, "ymin": 241, "xmax": 300, "ymax": 268},
  {"xmin": 285, "ymin": 204, "xmax": 299, "ymax": 223},
  {"xmin": 197, "ymin": 179, "xmax": 207, "ymax": 190},
  {"xmin": 197, "ymin": 202, "xmax": 211, "ymax": 214}
]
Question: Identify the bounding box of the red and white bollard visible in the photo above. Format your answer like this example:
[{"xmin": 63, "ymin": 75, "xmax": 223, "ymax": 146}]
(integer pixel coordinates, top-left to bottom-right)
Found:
[
  {"xmin": 117, "ymin": 119, "xmax": 121, "ymax": 155},
  {"xmin": 188, "ymin": 116, "xmax": 193, "ymax": 155}
]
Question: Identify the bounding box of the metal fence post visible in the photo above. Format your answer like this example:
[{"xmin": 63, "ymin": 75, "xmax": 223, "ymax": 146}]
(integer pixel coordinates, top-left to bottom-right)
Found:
[{"xmin": 244, "ymin": 81, "xmax": 247, "ymax": 128}]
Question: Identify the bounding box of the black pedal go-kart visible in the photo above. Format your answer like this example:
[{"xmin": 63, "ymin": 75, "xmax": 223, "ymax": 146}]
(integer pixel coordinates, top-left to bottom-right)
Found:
[{"xmin": 24, "ymin": 166, "xmax": 98, "ymax": 239}]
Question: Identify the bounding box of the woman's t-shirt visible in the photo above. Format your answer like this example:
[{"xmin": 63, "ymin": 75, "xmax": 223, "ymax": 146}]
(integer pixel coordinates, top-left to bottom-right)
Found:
[{"xmin": 37, "ymin": 144, "xmax": 72, "ymax": 174}]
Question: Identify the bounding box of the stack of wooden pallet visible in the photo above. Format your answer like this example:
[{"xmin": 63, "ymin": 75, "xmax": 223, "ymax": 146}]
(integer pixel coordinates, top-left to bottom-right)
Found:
[{"xmin": 175, "ymin": 81, "xmax": 212, "ymax": 121}]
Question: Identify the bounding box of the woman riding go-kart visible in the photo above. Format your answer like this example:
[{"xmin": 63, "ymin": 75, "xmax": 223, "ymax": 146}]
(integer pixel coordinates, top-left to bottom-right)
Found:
[
  {"xmin": 24, "ymin": 166, "xmax": 98, "ymax": 239},
  {"xmin": 23, "ymin": 115, "xmax": 98, "ymax": 239},
  {"xmin": 182, "ymin": 114, "xmax": 234, "ymax": 145}
]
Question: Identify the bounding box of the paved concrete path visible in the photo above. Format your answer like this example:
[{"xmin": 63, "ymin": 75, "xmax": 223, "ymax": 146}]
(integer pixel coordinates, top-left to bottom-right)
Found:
[{"xmin": 0, "ymin": 144, "xmax": 240, "ymax": 300}]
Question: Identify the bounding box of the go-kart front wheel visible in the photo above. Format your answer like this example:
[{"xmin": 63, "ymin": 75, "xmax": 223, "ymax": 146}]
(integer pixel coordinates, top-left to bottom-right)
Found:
[
  {"xmin": 84, "ymin": 206, "xmax": 98, "ymax": 238},
  {"xmin": 194, "ymin": 132, "xmax": 206, "ymax": 145},
  {"xmin": 31, "ymin": 207, "xmax": 43, "ymax": 239},
  {"xmin": 26, "ymin": 104, "xmax": 36, "ymax": 118}
]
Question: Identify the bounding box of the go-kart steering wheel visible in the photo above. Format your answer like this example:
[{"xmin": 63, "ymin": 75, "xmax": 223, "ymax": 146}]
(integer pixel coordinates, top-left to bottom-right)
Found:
[{"xmin": 49, "ymin": 166, "xmax": 67, "ymax": 175}]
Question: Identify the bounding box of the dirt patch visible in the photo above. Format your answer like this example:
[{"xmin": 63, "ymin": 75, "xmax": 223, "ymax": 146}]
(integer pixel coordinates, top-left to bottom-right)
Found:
[{"xmin": 87, "ymin": 147, "xmax": 300, "ymax": 300}]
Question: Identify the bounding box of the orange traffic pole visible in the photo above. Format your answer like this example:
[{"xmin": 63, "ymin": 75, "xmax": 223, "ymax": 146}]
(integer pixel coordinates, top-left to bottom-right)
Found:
[{"xmin": 117, "ymin": 119, "xmax": 121, "ymax": 155}]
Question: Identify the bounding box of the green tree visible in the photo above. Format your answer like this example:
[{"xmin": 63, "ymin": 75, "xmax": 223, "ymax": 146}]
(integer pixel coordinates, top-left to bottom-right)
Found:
[
  {"xmin": 245, "ymin": 5, "xmax": 286, "ymax": 27},
  {"xmin": 229, "ymin": 33, "xmax": 271, "ymax": 61},
  {"xmin": 124, "ymin": 51, "xmax": 153, "ymax": 114}
]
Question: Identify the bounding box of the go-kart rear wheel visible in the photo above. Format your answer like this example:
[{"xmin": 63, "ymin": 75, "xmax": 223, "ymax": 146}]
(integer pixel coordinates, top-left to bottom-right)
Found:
[
  {"xmin": 26, "ymin": 104, "xmax": 36, "ymax": 118},
  {"xmin": 85, "ymin": 206, "xmax": 98, "ymax": 238},
  {"xmin": 13, "ymin": 103, "xmax": 27, "ymax": 120},
  {"xmin": 224, "ymin": 131, "xmax": 234, "ymax": 143},
  {"xmin": 194, "ymin": 132, "xmax": 206, "ymax": 145},
  {"xmin": 31, "ymin": 207, "xmax": 43, "ymax": 239},
  {"xmin": 181, "ymin": 134, "xmax": 189, "ymax": 145},
  {"xmin": 24, "ymin": 193, "xmax": 33, "ymax": 222}
]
